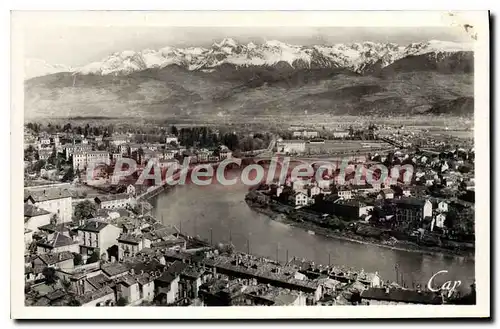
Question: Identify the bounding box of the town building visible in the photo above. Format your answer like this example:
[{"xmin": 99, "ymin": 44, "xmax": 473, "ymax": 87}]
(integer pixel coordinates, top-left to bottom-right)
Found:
[
  {"xmin": 437, "ymin": 201, "xmax": 449, "ymax": 213},
  {"xmin": 37, "ymin": 136, "xmax": 52, "ymax": 150},
  {"xmin": 292, "ymin": 130, "xmax": 319, "ymax": 139},
  {"xmin": 77, "ymin": 220, "xmax": 121, "ymax": 261},
  {"xmin": 393, "ymin": 198, "xmax": 433, "ymax": 222},
  {"xmin": 155, "ymin": 261, "xmax": 188, "ymax": 305},
  {"xmin": 117, "ymin": 234, "xmax": 144, "ymax": 261},
  {"xmin": 218, "ymin": 145, "xmax": 232, "ymax": 160},
  {"xmin": 36, "ymin": 231, "xmax": 80, "ymax": 254},
  {"xmin": 196, "ymin": 149, "xmax": 212, "ymax": 163},
  {"xmin": 24, "ymin": 203, "xmax": 52, "ymax": 232},
  {"xmin": 109, "ymin": 135, "xmax": 130, "ymax": 146},
  {"xmin": 64, "ymin": 144, "xmax": 92, "ymax": 160},
  {"xmin": 337, "ymin": 189, "xmax": 353, "ymax": 200},
  {"xmin": 157, "ymin": 158, "xmax": 179, "ymax": 169},
  {"xmin": 119, "ymin": 144, "xmax": 130, "ymax": 155},
  {"xmin": 101, "ymin": 262, "xmax": 130, "ymax": 279},
  {"xmin": 24, "ymin": 187, "xmax": 73, "ymax": 224},
  {"xmin": 431, "ymin": 213, "xmax": 447, "ymax": 231},
  {"xmin": 165, "ymin": 135, "xmax": 179, "ymax": 145},
  {"xmin": 332, "ymin": 131, "xmax": 350, "ymax": 139},
  {"xmin": 276, "ymin": 139, "xmax": 306, "ymax": 154},
  {"xmin": 33, "ymin": 251, "xmax": 75, "ymax": 272},
  {"xmin": 73, "ymin": 151, "xmax": 110, "ymax": 171},
  {"xmin": 329, "ymin": 200, "xmax": 374, "ymax": 220},
  {"xmin": 38, "ymin": 148, "xmax": 53, "ymax": 161},
  {"xmin": 290, "ymin": 192, "xmax": 308, "ymax": 207},
  {"xmin": 378, "ymin": 188, "xmax": 395, "ymax": 200},
  {"xmin": 75, "ymin": 286, "xmax": 116, "ymax": 306},
  {"xmin": 94, "ymin": 194, "xmax": 133, "ymax": 210}
]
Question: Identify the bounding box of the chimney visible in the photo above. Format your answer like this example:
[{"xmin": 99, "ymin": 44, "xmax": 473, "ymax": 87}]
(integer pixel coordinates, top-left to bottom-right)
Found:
[
  {"xmin": 385, "ymin": 287, "xmax": 390, "ymax": 294},
  {"xmin": 95, "ymin": 222, "xmax": 99, "ymax": 228},
  {"xmin": 130, "ymin": 268, "xmax": 135, "ymax": 275}
]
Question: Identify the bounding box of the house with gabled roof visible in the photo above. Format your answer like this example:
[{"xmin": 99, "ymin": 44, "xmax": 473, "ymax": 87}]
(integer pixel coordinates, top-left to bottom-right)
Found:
[
  {"xmin": 24, "ymin": 187, "xmax": 73, "ymax": 223},
  {"xmin": 24, "ymin": 203, "xmax": 52, "ymax": 232},
  {"xmin": 33, "ymin": 251, "xmax": 75, "ymax": 273},
  {"xmin": 94, "ymin": 193, "xmax": 133, "ymax": 210},
  {"xmin": 77, "ymin": 220, "xmax": 121, "ymax": 262},
  {"xmin": 36, "ymin": 231, "xmax": 80, "ymax": 254}
]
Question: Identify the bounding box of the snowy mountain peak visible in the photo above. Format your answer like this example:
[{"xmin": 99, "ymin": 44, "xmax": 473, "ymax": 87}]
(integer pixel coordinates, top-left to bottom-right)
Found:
[{"xmin": 215, "ymin": 38, "xmax": 238, "ymax": 48}]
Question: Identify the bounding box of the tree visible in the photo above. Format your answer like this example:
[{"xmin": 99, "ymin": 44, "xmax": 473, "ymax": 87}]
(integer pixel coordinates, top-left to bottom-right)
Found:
[
  {"xmin": 61, "ymin": 278, "xmax": 71, "ymax": 292},
  {"xmin": 116, "ymin": 297, "xmax": 128, "ymax": 306},
  {"xmin": 47, "ymin": 146, "xmax": 58, "ymax": 165},
  {"xmin": 391, "ymin": 185, "xmax": 403, "ymax": 198},
  {"xmin": 24, "ymin": 145, "xmax": 36, "ymax": 161},
  {"xmin": 86, "ymin": 250, "xmax": 100, "ymax": 264},
  {"xmin": 74, "ymin": 200, "xmax": 97, "ymax": 222},
  {"xmin": 325, "ymin": 216, "xmax": 347, "ymax": 230},
  {"xmin": 67, "ymin": 298, "xmax": 82, "ymax": 306},
  {"xmin": 32, "ymin": 159, "xmax": 46, "ymax": 172},
  {"xmin": 42, "ymin": 267, "xmax": 58, "ymax": 286},
  {"xmin": 62, "ymin": 167, "xmax": 75, "ymax": 182},
  {"xmin": 137, "ymin": 147, "xmax": 145, "ymax": 164},
  {"xmin": 73, "ymin": 252, "xmax": 83, "ymax": 266},
  {"xmin": 171, "ymin": 125, "xmax": 178, "ymax": 136},
  {"xmin": 444, "ymin": 209, "xmax": 458, "ymax": 229},
  {"xmin": 348, "ymin": 125, "xmax": 354, "ymax": 137},
  {"xmin": 218, "ymin": 243, "xmax": 235, "ymax": 255}
]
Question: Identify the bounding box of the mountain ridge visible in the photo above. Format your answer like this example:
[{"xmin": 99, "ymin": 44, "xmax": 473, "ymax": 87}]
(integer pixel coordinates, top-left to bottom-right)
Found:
[
  {"xmin": 24, "ymin": 39, "xmax": 474, "ymax": 119},
  {"xmin": 26, "ymin": 39, "xmax": 473, "ymax": 79}
]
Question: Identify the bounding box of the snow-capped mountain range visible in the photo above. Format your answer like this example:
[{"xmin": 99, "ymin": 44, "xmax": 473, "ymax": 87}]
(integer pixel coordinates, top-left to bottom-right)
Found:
[
  {"xmin": 25, "ymin": 39, "xmax": 473, "ymax": 79},
  {"xmin": 24, "ymin": 59, "xmax": 73, "ymax": 80}
]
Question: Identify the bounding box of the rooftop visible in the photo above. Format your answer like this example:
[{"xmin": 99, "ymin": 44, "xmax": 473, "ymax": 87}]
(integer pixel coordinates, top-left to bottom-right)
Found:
[
  {"xmin": 38, "ymin": 223, "xmax": 71, "ymax": 233},
  {"xmin": 37, "ymin": 251, "xmax": 74, "ymax": 266},
  {"xmin": 76, "ymin": 286, "xmax": 114, "ymax": 305},
  {"xmin": 361, "ymin": 287, "xmax": 442, "ymax": 304},
  {"xmin": 95, "ymin": 193, "xmax": 130, "ymax": 203},
  {"xmin": 156, "ymin": 261, "xmax": 188, "ymax": 285},
  {"xmin": 392, "ymin": 198, "xmax": 429, "ymax": 207},
  {"xmin": 101, "ymin": 262, "xmax": 130, "ymax": 277},
  {"xmin": 37, "ymin": 232, "xmax": 77, "ymax": 249},
  {"xmin": 78, "ymin": 220, "xmax": 109, "ymax": 233},
  {"xmin": 86, "ymin": 273, "xmax": 112, "ymax": 290},
  {"xmin": 116, "ymin": 273, "xmax": 137, "ymax": 287},
  {"xmin": 118, "ymin": 233, "xmax": 142, "ymax": 245},
  {"xmin": 24, "ymin": 204, "xmax": 51, "ymax": 218},
  {"xmin": 24, "ymin": 187, "xmax": 72, "ymax": 202}
]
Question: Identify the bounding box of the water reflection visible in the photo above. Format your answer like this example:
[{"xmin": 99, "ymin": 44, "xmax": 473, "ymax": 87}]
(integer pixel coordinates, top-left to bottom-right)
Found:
[{"xmin": 152, "ymin": 175, "xmax": 475, "ymax": 293}]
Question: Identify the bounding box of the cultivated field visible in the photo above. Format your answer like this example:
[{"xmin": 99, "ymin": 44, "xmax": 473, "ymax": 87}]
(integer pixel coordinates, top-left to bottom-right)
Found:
[{"xmin": 305, "ymin": 140, "xmax": 393, "ymax": 155}]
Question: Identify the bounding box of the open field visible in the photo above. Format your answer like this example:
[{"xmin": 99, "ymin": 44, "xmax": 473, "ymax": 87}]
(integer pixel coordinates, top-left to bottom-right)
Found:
[{"xmin": 306, "ymin": 140, "xmax": 393, "ymax": 155}]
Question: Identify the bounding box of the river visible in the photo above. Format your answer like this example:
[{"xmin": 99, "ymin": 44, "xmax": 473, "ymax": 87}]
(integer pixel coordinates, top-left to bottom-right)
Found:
[{"xmin": 151, "ymin": 170, "xmax": 475, "ymax": 293}]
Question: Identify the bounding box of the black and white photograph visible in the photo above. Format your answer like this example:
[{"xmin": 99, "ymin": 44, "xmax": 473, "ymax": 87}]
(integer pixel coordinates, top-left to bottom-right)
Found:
[{"xmin": 10, "ymin": 10, "xmax": 490, "ymax": 319}]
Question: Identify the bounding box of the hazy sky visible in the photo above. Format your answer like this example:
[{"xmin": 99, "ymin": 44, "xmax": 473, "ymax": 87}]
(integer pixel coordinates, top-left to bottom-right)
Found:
[{"xmin": 24, "ymin": 26, "xmax": 470, "ymax": 67}]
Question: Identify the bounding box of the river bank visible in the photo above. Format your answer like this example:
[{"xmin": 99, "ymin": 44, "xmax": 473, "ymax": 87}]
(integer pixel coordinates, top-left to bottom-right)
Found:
[{"xmin": 246, "ymin": 199, "xmax": 475, "ymax": 260}]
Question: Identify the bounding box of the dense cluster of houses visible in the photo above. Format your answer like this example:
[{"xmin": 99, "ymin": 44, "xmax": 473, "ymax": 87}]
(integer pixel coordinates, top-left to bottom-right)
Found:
[
  {"xmin": 23, "ymin": 182, "xmax": 398, "ymax": 307},
  {"xmin": 23, "ymin": 179, "xmax": 452, "ymax": 307},
  {"xmin": 25, "ymin": 130, "xmax": 234, "ymax": 186},
  {"xmin": 262, "ymin": 144, "xmax": 475, "ymax": 239},
  {"xmin": 22, "ymin": 125, "xmax": 474, "ymax": 307}
]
